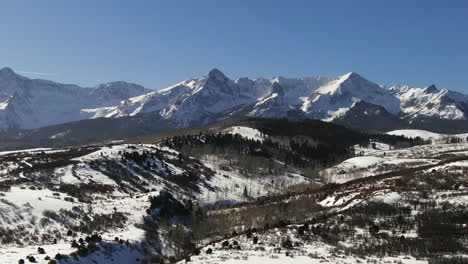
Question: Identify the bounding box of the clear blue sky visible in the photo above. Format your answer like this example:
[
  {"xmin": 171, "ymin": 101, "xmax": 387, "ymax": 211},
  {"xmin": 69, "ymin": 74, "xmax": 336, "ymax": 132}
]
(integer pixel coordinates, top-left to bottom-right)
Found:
[{"xmin": 1, "ymin": 0, "xmax": 467, "ymax": 92}]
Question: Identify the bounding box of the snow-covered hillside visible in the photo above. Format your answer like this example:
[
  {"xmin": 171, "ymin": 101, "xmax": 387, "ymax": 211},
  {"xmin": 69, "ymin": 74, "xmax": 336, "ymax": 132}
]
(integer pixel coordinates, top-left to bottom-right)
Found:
[
  {"xmin": 177, "ymin": 137, "xmax": 468, "ymax": 264},
  {"xmin": 0, "ymin": 142, "xmax": 309, "ymax": 263},
  {"xmin": 222, "ymin": 126, "xmax": 266, "ymax": 142},
  {"xmin": 387, "ymin": 84, "xmax": 468, "ymax": 120},
  {"xmin": 322, "ymin": 139, "xmax": 468, "ymax": 183},
  {"xmin": 178, "ymin": 227, "xmax": 429, "ymax": 264},
  {"xmin": 387, "ymin": 129, "xmax": 468, "ymax": 142},
  {"xmin": 301, "ymin": 72, "xmax": 400, "ymax": 121},
  {"xmin": 0, "ymin": 127, "xmax": 466, "ymax": 263}
]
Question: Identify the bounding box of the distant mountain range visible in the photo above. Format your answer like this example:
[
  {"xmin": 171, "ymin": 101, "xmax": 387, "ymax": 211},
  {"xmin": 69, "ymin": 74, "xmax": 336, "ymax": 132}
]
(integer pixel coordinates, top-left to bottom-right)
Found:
[
  {"xmin": 0, "ymin": 66, "xmax": 467, "ymax": 134},
  {"xmin": 0, "ymin": 67, "xmax": 152, "ymax": 130}
]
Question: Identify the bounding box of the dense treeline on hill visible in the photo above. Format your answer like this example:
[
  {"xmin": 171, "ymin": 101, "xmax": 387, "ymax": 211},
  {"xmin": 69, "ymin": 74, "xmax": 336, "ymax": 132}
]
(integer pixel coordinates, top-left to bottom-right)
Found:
[
  {"xmin": 218, "ymin": 118, "xmax": 428, "ymax": 147},
  {"xmin": 0, "ymin": 113, "xmax": 177, "ymax": 151},
  {"xmin": 162, "ymin": 119, "xmax": 428, "ymax": 177},
  {"xmin": 163, "ymin": 133, "xmax": 348, "ymax": 169},
  {"xmin": 0, "ymin": 115, "xmax": 431, "ymax": 153},
  {"xmin": 222, "ymin": 118, "xmax": 367, "ymax": 144}
]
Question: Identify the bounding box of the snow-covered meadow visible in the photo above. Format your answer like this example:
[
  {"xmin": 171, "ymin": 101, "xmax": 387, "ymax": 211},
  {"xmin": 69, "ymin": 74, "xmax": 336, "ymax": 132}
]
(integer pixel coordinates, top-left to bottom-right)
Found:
[
  {"xmin": 322, "ymin": 136, "xmax": 468, "ymax": 183},
  {"xmin": 387, "ymin": 129, "xmax": 468, "ymax": 143}
]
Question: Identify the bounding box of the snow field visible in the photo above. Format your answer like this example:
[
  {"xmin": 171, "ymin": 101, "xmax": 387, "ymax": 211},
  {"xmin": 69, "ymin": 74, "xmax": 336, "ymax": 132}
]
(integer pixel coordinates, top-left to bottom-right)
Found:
[
  {"xmin": 323, "ymin": 141, "xmax": 468, "ymax": 183},
  {"xmin": 387, "ymin": 129, "xmax": 468, "ymax": 142},
  {"xmin": 223, "ymin": 126, "xmax": 266, "ymax": 142}
]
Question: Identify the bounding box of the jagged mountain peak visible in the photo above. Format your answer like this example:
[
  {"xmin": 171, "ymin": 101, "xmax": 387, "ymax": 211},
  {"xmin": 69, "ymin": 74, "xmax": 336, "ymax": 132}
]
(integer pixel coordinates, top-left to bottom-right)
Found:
[
  {"xmin": 316, "ymin": 71, "xmax": 378, "ymax": 96},
  {"xmin": 0, "ymin": 67, "xmax": 18, "ymax": 79},
  {"xmin": 338, "ymin": 71, "xmax": 369, "ymax": 84},
  {"xmin": 329, "ymin": 72, "xmax": 365, "ymax": 85},
  {"xmin": 207, "ymin": 68, "xmax": 228, "ymax": 81},
  {"xmin": 342, "ymin": 71, "xmax": 361, "ymax": 79},
  {"xmin": 271, "ymin": 76, "xmax": 286, "ymax": 83},
  {"xmin": 197, "ymin": 68, "xmax": 239, "ymax": 96},
  {"xmin": 303, "ymin": 71, "xmax": 401, "ymax": 120},
  {"xmin": 425, "ymin": 84, "xmax": 438, "ymax": 93},
  {"xmin": 271, "ymin": 81, "xmax": 285, "ymax": 96}
]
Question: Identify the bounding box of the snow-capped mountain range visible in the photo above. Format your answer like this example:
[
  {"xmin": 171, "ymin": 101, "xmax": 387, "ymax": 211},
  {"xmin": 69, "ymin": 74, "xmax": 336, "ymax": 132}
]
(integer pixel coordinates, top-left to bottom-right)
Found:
[
  {"xmin": 0, "ymin": 67, "xmax": 152, "ymax": 131},
  {"xmin": 85, "ymin": 68, "xmax": 468, "ymax": 127},
  {"xmin": 0, "ymin": 66, "xmax": 467, "ymax": 131}
]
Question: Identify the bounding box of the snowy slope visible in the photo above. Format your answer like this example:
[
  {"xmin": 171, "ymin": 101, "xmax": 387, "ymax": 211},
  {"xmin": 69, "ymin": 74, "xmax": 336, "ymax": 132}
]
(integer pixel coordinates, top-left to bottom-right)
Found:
[
  {"xmin": 301, "ymin": 72, "xmax": 401, "ymax": 121},
  {"xmin": 178, "ymin": 228, "xmax": 429, "ymax": 264},
  {"xmin": 0, "ymin": 142, "xmax": 310, "ymax": 263},
  {"xmin": 387, "ymin": 129, "xmax": 468, "ymax": 142},
  {"xmin": 322, "ymin": 140, "xmax": 468, "ymax": 183},
  {"xmin": 245, "ymin": 76, "xmax": 331, "ymax": 118},
  {"xmin": 222, "ymin": 126, "xmax": 266, "ymax": 142},
  {"xmin": 387, "ymin": 129, "xmax": 442, "ymax": 140},
  {"xmin": 387, "ymin": 84, "xmax": 468, "ymax": 120},
  {"xmin": 179, "ymin": 153, "xmax": 468, "ymax": 264}
]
